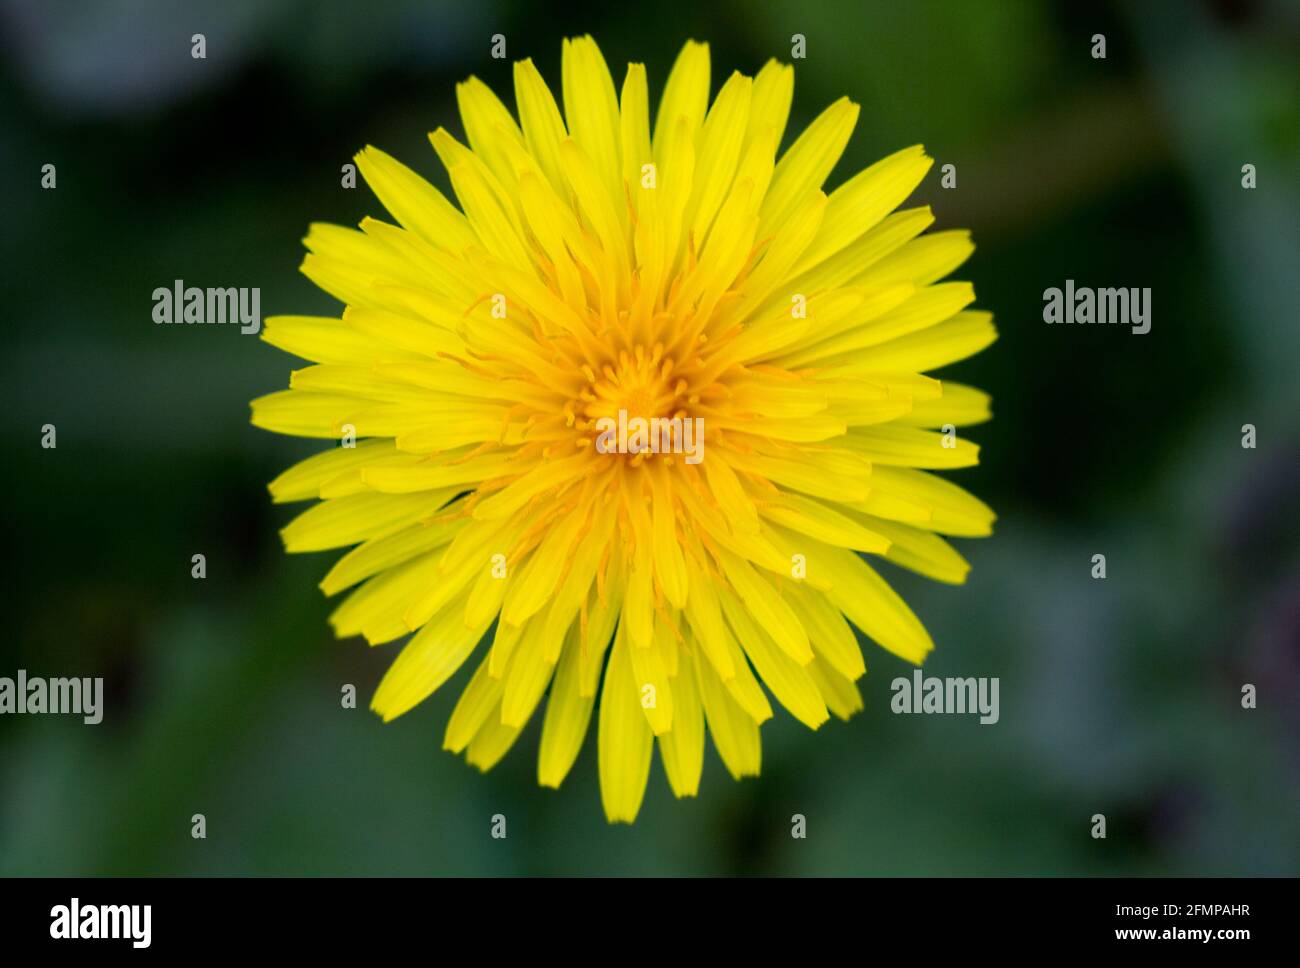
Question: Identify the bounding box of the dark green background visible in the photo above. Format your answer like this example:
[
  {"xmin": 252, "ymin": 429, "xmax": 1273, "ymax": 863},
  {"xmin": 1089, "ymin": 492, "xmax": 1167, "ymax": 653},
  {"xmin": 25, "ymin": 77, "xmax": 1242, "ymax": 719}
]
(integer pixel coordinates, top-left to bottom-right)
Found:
[{"xmin": 2, "ymin": 0, "xmax": 1297, "ymax": 875}]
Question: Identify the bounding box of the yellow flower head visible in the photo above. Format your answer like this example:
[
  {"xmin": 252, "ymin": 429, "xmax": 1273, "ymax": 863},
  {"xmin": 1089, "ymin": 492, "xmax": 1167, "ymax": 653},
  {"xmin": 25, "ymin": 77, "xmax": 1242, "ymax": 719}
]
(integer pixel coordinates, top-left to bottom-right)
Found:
[{"xmin": 252, "ymin": 36, "xmax": 996, "ymax": 822}]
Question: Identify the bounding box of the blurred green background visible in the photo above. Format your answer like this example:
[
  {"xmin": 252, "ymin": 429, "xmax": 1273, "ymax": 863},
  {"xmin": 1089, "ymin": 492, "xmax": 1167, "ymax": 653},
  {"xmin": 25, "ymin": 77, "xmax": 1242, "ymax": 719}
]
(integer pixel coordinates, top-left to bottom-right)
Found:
[{"xmin": 2, "ymin": 0, "xmax": 1297, "ymax": 875}]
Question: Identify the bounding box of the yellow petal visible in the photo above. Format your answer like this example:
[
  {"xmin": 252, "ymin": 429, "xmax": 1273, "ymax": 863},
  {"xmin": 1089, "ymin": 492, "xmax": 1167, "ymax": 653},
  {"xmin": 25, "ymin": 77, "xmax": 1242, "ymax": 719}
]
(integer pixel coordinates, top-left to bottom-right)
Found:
[
  {"xmin": 619, "ymin": 62, "xmax": 652, "ymax": 194},
  {"xmin": 855, "ymin": 228, "xmax": 974, "ymax": 289},
  {"xmin": 561, "ymin": 35, "xmax": 623, "ymax": 216},
  {"xmin": 303, "ymin": 222, "xmax": 433, "ymax": 293},
  {"xmin": 501, "ymin": 621, "xmax": 557, "ymax": 728},
  {"xmin": 714, "ymin": 621, "xmax": 774, "ymax": 723},
  {"xmin": 681, "ymin": 558, "xmax": 736, "ymax": 680},
  {"xmin": 281, "ymin": 489, "xmax": 456, "ymax": 552},
  {"xmin": 650, "ymin": 471, "xmax": 689, "ymax": 609},
  {"xmin": 850, "ymin": 514, "xmax": 971, "ymax": 584},
  {"xmin": 342, "ymin": 306, "xmax": 468, "ymax": 359},
  {"xmin": 463, "ymin": 555, "xmax": 508, "ymax": 629},
  {"xmin": 443, "ymin": 652, "xmax": 504, "ymax": 753},
  {"xmin": 693, "ymin": 647, "xmax": 762, "ymax": 780},
  {"xmin": 328, "ymin": 550, "xmax": 442, "ymax": 643},
  {"xmin": 539, "ymin": 511, "xmax": 614, "ymax": 654},
  {"xmin": 852, "ymin": 309, "xmax": 997, "ymax": 374},
  {"xmin": 716, "ymin": 550, "xmax": 812, "ymax": 664},
  {"xmin": 579, "ymin": 575, "xmax": 623, "ymax": 697},
  {"xmin": 560, "ymin": 137, "xmax": 630, "ymax": 294},
  {"xmin": 320, "ymin": 513, "xmax": 467, "ymax": 596},
  {"xmin": 429, "ymin": 128, "xmax": 532, "ymax": 267},
  {"xmin": 863, "ymin": 466, "xmax": 996, "ymax": 536},
  {"xmin": 354, "ymin": 145, "xmax": 476, "ymax": 253},
  {"xmin": 465, "ymin": 702, "xmax": 522, "ymax": 771},
  {"xmin": 538, "ymin": 630, "xmax": 595, "ymax": 788},
  {"xmin": 403, "ymin": 526, "xmax": 504, "ymax": 630},
  {"xmin": 598, "ymin": 626, "xmax": 654, "ymax": 823},
  {"xmin": 721, "ymin": 445, "xmax": 871, "ymax": 504},
  {"xmin": 756, "ymin": 491, "xmax": 891, "ymax": 554},
  {"xmin": 843, "ymin": 424, "xmax": 980, "ymax": 469},
  {"xmin": 514, "ymin": 58, "xmax": 570, "ymax": 194},
  {"xmin": 726, "ymin": 190, "xmax": 826, "ymax": 325},
  {"xmin": 287, "ymin": 363, "xmax": 443, "ymax": 403},
  {"xmin": 501, "ymin": 503, "xmax": 589, "ymax": 626},
  {"xmin": 471, "ymin": 452, "xmax": 589, "ymax": 520},
  {"xmin": 794, "ymin": 145, "xmax": 933, "ymax": 275},
  {"xmin": 806, "ymin": 657, "xmax": 863, "ymax": 721},
  {"xmin": 686, "ymin": 71, "xmax": 752, "ymax": 245},
  {"xmin": 653, "ymin": 40, "xmax": 710, "ymax": 157},
  {"xmin": 657, "ymin": 655, "xmax": 705, "ymax": 797},
  {"xmin": 251, "ymin": 390, "xmax": 368, "ymax": 439},
  {"xmin": 488, "ymin": 617, "xmax": 524, "ymax": 678},
  {"xmin": 262, "ymin": 315, "xmax": 419, "ymax": 365},
  {"xmin": 784, "ymin": 282, "xmax": 976, "ymax": 366},
  {"xmin": 702, "ymin": 454, "xmax": 759, "ymax": 534},
  {"xmin": 627, "ymin": 630, "xmax": 674, "ymax": 736},
  {"xmin": 727, "ymin": 287, "xmax": 867, "ymax": 365},
  {"xmin": 370, "ymin": 599, "xmax": 494, "ymax": 721},
  {"xmin": 791, "ymin": 205, "xmax": 933, "ymax": 296},
  {"xmin": 455, "ymin": 75, "xmax": 527, "ymax": 189},
  {"xmin": 800, "ymin": 537, "xmax": 934, "ymax": 664},
  {"xmin": 621, "ymin": 549, "xmax": 655, "ymax": 650},
  {"xmin": 718, "ymin": 586, "xmax": 828, "ymax": 729},
  {"xmin": 744, "ymin": 59, "xmax": 793, "ymax": 153},
  {"xmin": 759, "ymin": 96, "xmax": 858, "ymax": 237},
  {"xmin": 268, "ymin": 439, "xmax": 395, "ymax": 503},
  {"xmin": 786, "ymin": 586, "xmax": 866, "ymax": 680},
  {"xmin": 359, "ymin": 450, "xmax": 519, "ymax": 493},
  {"xmin": 896, "ymin": 382, "xmax": 992, "ymax": 428}
]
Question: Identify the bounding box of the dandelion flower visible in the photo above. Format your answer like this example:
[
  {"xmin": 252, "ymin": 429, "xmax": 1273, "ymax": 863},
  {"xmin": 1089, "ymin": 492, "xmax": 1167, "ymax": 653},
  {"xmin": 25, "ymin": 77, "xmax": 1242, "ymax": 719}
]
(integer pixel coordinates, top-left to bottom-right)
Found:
[{"xmin": 252, "ymin": 36, "xmax": 997, "ymax": 822}]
